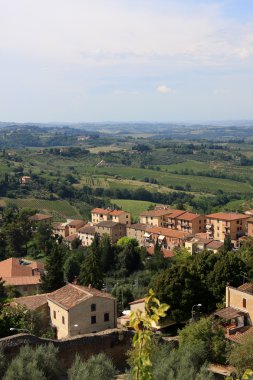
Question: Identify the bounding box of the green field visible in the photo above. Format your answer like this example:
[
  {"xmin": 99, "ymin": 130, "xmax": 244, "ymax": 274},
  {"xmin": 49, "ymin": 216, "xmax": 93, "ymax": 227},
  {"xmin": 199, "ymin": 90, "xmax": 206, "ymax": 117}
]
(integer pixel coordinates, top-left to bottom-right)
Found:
[
  {"xmin": 3, "ymin": 198, "xmax": 82, "ymax": 220},
  {"xmin": 96, "ymin": 166, "xmax": 252, "ymax": 194},
  {"xmin": 111, "ymin": 199, "xmax": 157, "ymax": 220}
]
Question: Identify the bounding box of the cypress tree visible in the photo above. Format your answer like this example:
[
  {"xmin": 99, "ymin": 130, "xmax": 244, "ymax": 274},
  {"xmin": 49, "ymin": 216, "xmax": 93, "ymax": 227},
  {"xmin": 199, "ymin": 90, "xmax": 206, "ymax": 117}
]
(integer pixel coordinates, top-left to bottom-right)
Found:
[
  {"xmin": 79, "ymin": 234, "xmax": 103, "ymax": 289},
  {"xmin": 40, "ymin": 243, "xmax": 65, "ymax": 292}
]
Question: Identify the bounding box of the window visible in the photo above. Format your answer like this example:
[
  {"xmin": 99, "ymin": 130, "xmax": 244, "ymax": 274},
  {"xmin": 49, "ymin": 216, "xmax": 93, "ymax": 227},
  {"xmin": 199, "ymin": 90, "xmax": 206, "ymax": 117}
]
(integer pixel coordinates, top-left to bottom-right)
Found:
[
  {"xmin": 91, "ymin": 315, "xmax": 96, "ymax": 324},
  {"xmin": 62, "ymin": 316, "xmax": 65, "ymax": 324},
  {"xmin": 91, "ymin": 303, "xmax": 96, "ymax": 312},
  {"xmin": 53, "ymin": 311, "xmax": 56, "ymax": 319},
  {"xmin": 237, "ymin": 220, "xmax": 239, "ymax": 224},
  {"xmin": 243, "ymin": 298, "xmax": 247, "ymax": 308},
  {"xmin": 104, "ymin": 313, "xmax": 109, "ymax": 322}
]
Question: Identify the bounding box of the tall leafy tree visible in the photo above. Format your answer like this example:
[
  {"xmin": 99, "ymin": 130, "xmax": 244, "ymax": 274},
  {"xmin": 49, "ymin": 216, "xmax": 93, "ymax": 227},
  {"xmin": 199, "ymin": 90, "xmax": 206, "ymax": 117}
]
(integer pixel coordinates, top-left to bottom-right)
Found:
[
  {"xmin": 223, "ymin": 234, "xmax": 232, "ymax": 254},
  {"xmin": 79, "ymin": 234, "xmax": 103, "ymax": 289},
  {"xmin": 40, "ymin": 243, "xmax": 65, "ymax": 292},
  {"xmin": 100, "ymin": 234, "xmax": 114, "ymax": 273}
]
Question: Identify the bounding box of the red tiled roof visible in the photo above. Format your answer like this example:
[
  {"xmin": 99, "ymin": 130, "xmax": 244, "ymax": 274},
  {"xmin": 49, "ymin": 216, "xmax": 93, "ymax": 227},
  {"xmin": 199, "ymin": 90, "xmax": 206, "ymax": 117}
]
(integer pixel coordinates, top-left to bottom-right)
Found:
[
  {"xmin": 47, "ymin": 284, "xmax": 115, "ymax": 310},
  {"xmin": 165, "ymin": 210, "xmax": 186, "ymax": 219},
  {"xmin": 147, "ymin": 226, "xmax": 190, "ymax": 239},
  {"xmin": 2, "ymin": 276, "xmax": 41, "ymax": 286},
  {"xmin": 127, "ymin": 223, "xmax": 150, "ymax": 231},
  {"xmin": 227, "ymin": 326, "xmax": 253, "ymax": 343},
  {"xmin": 96, "ymin": 221, "xmax": 121, "ymax": 228},
  {"xmin": 64, "ymin": 233, "xmax": 78, "ymax": 242},
  {"xmin": 12, "ymin": 293, "xmax": 48, "ymax": 310},
  {"xmin": 140, "ymin": 210, "xmax": 172, "ymax": 217},
  {"xmin": 78, "ymin": 225, "xmax": 96, "ymax": 234},
  {"xmin": 206, "ymin": 212, "xmax": 250, "ymax": 221},
  {"xmin": 110, "ymin": 210, "xmax": 126, "ymax": 216},
  {"xmin": 67, "ymin": 220, "xmax": 86, "ymax": 228},
  {"xmin": 147, "ymin": 246, "xmax": 174, "ymax": 258},
  {"xmin": 206, "ymin": 241, "xmax": 224, "ymax": 250},
  {"xmin": 29, "ymin": 213, "xmax": 52, "ymax": 221},
  {"xmin": 91, "ymin": 208, "xmax": 111, "ymax": 215},
  {"xmin": 129, "ymin": 298, "xmax": 145, "ymax": 305},
  {"xmin": 238, "ymin": 283, "xmax": 253, "ymax": 293},
  {"xmin": 0, "ymin": 258, "xmax": 42, "ymax": 278},
  {"xmin": 177, "ymin": 212, "xmax": 201, "ymax": 221}
]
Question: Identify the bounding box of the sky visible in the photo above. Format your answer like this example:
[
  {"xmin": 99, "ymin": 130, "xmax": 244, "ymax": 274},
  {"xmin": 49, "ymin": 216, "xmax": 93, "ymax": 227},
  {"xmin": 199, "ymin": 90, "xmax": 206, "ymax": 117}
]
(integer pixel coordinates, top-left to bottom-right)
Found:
[{"xmin": 0, "ymin": 0, "xmax": 253, "ymax": 123}]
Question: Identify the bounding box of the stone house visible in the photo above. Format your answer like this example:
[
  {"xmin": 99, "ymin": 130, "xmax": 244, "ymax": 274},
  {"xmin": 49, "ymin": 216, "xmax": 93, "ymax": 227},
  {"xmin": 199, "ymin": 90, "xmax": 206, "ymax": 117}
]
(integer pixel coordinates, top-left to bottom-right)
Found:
[
  {"xmin": 144, "ymin": 226, "xmax": 191, "ymax": 251},
  {"xmin": 78, "ymin": 225, "xmax": 96, "ymax": 247},
  {"xmin": 126, "ymin": 223, "xmax": 150, "ymax": 246},
  {"xmin": 95, "ymin": 221, "xmax": 126, "ymax": 244},
  {"xmin": 47, "ymin": 284, "xmax": 117, "ymax": 339}
]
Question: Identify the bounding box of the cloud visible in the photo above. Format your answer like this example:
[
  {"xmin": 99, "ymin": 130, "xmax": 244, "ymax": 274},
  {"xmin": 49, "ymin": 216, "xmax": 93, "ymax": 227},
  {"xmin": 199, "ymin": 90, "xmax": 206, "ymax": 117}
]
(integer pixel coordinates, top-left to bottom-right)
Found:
[
  {"xmin": 0, "ymin": 0, "xmax": 253, "ymax": 68},
  {"xmin": 157, "ymin": 85, "xmax": 172, "ymax": 94}
]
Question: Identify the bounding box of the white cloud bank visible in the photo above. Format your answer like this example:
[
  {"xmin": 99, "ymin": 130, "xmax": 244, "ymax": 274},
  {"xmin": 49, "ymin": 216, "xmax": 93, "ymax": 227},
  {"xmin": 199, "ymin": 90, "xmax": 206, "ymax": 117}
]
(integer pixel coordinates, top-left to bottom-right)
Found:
[{"xmin": 0, "ymin": 0, "xmax": 253, "ymax": 68}]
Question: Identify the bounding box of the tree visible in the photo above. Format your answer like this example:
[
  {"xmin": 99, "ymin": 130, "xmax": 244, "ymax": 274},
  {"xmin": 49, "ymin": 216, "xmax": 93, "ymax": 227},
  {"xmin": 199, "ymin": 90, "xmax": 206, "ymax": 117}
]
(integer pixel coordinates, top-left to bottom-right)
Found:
[
  {"xmin": 151, "ymin": 263, "xmax": 207, "ymax": 322},
  {"xmin": 228, "ymin": 336, "xmax": 253, "ymax": 377},
  {"xmin": 68, "ymin": 353, "xmax": 116, "ymax": 380},
  {"xmin": 79, "ymin": 234, "xmax": 103, "ymax": 289},
  {"xmin": 112, "ymin": 284, "xmax": 134, "ymax": 314},
  {"xmin": 33, "ymin": 223, "xmax": 53, "ymax": 255},
  {"xmin": 40, "ymin": 243, "xmax": 65, "ymax": 292},
  {"xmin": 0, "ymin": 278, "xmax": 7, "ymax": 306},
  {"xmin": 129, "ymin": 289, "xmax": 169, "ymax": 380},
  {"xmin": 64, "ymin": 250, "xmax": 85, "ymax": 283},
  {"xmin": 178, "ymin": 317, "xmax": 227, "ymax": 364},
  {"xmin": 3, "ymin": 344, "xmax": 60, "ymax": 380},
  {"xmin": 100, "ymin": 234, "xmax": 114, "ymax": 273},
  {"xmin": 223, "ymin": 234, "xmax": 232, "ymax": 254}
]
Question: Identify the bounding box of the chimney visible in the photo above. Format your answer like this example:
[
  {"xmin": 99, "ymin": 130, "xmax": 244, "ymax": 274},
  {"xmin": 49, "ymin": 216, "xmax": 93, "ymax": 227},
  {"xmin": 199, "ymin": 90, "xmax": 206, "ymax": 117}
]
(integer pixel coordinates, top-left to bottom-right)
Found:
[
  {"xmin": 88, "ymin": 284, "xmax": 91, "ymax": 289},
  {"xmin": 72, "ymin": 276, "xmax": 78, "ymax": 285}
]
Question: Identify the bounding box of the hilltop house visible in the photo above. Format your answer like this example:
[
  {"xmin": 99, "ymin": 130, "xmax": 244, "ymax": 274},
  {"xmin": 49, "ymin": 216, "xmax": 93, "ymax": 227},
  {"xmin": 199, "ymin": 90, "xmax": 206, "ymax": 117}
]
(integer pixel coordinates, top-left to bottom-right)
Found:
[
  {"xmin": 91, "ymin": 208, "xmax": 131, "ymax": 225},
  {"xmin": 95, "ymin": 221, "xmax": 126, "ymax": 244},
  {"xmin": 126, "ymin": 223, "xmax": 150, "ymax": 246},
  {"xmin": 78, "ymin": 225, "xmax": 96, "ymax": 247},
  {"xmin": 47, "ymin": 284, "xmax": 117, "ymax": 339},
  {"xmin": 29, "ymin": 213, "xmax": 53, "ymax": 223}
]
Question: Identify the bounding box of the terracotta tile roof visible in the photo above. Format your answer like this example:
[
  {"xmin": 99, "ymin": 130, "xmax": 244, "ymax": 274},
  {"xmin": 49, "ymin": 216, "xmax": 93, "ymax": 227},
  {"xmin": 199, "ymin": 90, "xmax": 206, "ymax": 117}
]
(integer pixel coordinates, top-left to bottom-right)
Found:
[
  {"xmin": 0, "ymin": 258, "xmax": 42, "ymax": 278},
  {"xmin": 147, "ymin": 226, "xmax": 190, "ymax": 239},
  {"xmin": 47, "ymin": 284, "xmax": 115, "ymax": 310},
  {"xmin": 12, "ymin": 293, "xmax": 48, "ymax": 310},
  {"xmin": 52, "ymin": 222, "xmax": 62, "ymax": 229},
  {"xmin": 91, "ymin": 208, "xmax": 111, "ymax": 215},
  {"xmin": 206, "ymin": 241, "xmax": 224, "ymax": 250},
  {"xmin": 177, "ymin": 212, "xmax": 201, "ymax": 221},
  {"xmin": 140, "ymin": 210, "xmax": 172, "ymax": 217},
  {"xmin": 165, "ymin": 210, "xmax": 187, "ymax": 219},
  {"xmin": 206, "ymin": 212, "xmax": 250, "ymax": 221},
  {"xmin": 129, "ymin": 298, "xmax": 145, "ymax": 305},
  {"xmin": 146, "ymin": 246, "xmax": 174, "ymax": 258},
  {"xmin": 247, "ymin": 218, "xmax": 253, "ymax": 223},
  {"xmin": 78, "ymin": 225, "xmax": 96, "ymax": 234},
  {"xmin": 226, "ymin": 326, "xmax": 253, "ymax": 343},
  {"xmin": 109, "ymin": 210, "xmax": 126, "ymax": 216},
  {"xmin": 127, "ymin": 223, "xmax": 150, "ymax": 231},
  {"xmin": 96, "ymin": 221, "xmax": 121, "ymax": 228},
  {"xmin": 238, "ymin": 283, "xmax": 253, "ymax": 293},
  {"xmin": 67, "ymin": 220, "xmax": 86, "ymax": 228},
  {"xmin": 27, "ymin": 261, "xmax": 45, "ymax": 272},
  {"xmin": 2, "ymin": 276, "xmax": 41, "ymax": 286},
  {"xmin": 29, "ymin": 213, "xmax": 52, "ymax": 221},
  {"xmin": 64, "ymin": 233, "xmax": 78, "ymax": 242},
  {"xmin": 214, "ymin": 306, "xmax": 246, "ymax": 320}
]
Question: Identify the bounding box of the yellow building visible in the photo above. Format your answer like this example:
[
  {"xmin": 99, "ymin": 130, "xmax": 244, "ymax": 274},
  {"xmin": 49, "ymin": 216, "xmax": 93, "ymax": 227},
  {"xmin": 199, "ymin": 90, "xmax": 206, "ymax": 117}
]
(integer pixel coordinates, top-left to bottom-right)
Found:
[
  {"xmin": 47, "ymin": 284, "xmax": 117, "ymax": 339},
  {"xmin": 206, "ymin": 212, "xmax": 250, "ymax": 242},
  {"xmin": 139, "ymin": 209, "xmax": 172, "ymax": 227}
]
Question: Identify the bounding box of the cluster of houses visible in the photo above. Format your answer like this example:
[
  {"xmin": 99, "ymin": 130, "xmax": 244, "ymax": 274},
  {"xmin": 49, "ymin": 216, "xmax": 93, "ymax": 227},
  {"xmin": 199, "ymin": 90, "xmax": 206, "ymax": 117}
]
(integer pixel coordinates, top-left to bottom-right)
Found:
[
  {"xmin": 2, "ymin": 206, "xmax": 253, "ymax": 341},
  {"xmin": 49, "ymin": 207, "xmax": 253, "ymax": 258}
]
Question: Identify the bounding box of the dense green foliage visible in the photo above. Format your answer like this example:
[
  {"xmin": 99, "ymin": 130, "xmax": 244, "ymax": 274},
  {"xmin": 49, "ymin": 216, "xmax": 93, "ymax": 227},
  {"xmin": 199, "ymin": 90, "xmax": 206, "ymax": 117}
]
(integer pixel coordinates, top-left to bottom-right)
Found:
[{"xmin": 68, "ymin": 353, "xmax": 116, "ymax": 380}]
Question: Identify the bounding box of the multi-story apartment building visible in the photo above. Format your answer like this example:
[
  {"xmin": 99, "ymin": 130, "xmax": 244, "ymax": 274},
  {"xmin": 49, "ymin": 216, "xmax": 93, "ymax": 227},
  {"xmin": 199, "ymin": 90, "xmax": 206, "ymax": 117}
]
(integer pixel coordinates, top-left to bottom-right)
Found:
[
  {"xmin": 247, "ymin": 218, "xmax": 253, "ymax": 238},
  {"xmin": 144, "ymin": 226, "xmax": 191, "ymax": 251},
  {"xmin": 206, "ymin": 212, "xmax": 250, "ymax": 242},
  {"xmin": 91, "ymin": 208, "xmax": 131, "ymax": 225},
  {"xmin": 78, "ymin": 225, "xmax": 96, "ymax": 247},
  {"xmin": 91, "ymin": 208, "xmax": 112, "ymax": 224},
  {"xmin": 163, "ymin": 209, "xmax": 187, "ymax": 229},
  {"xmin": 176, "ymin": 212, "xmax": 206, "ymax": 234},
  {"xmin": 139, "ymin": 209, "xmax": 173, "ymax": 227}
]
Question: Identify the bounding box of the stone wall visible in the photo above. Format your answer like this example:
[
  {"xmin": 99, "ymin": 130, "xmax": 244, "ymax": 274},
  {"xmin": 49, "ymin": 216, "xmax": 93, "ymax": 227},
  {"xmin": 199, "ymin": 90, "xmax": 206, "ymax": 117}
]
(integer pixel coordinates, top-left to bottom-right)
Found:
[{"xmin": 0, "ymin": 328, "xmax": 133, "ymax": 371}]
